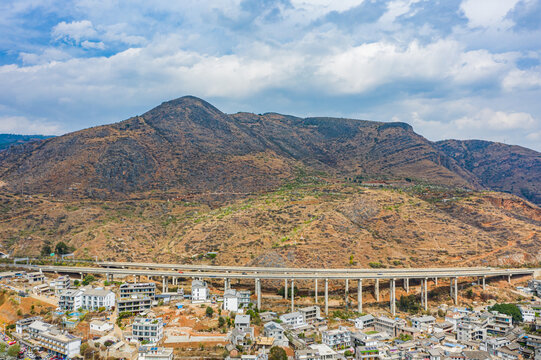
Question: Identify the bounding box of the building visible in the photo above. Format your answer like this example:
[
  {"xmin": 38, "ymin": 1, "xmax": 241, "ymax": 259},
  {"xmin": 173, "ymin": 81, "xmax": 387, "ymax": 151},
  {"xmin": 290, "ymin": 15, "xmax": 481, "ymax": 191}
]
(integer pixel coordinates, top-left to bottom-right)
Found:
[
  {"xmin": 486, "ymin": 312, "xmax": 513, "ymax": 335},
  {"xmin": 231, "ymin": 315, "xmax": 254, "ymax": 348},
  {"xmin": 263, "ymin": 321, "xmax": 288, "ymax": 347},
  {"xmin": 525, "ymin": 334, "xmax": 541, "ymax": 348},
  {"xmin": 81, "ymin": 288, "xmax": 115, "ymax": 311},
  {"xmin": 356, "ymin": 346, "xmax": 379, "ymax": 360},
  {"xmin": 26, "ymin": 272, "xmax": 45, "ymax": 284},
  {"xmin": 410, "ymin": 315, "xmax": 436, "ymax": 331},
  {"xmin": 295, "ymin": 348, "xmax": 320, "ymax": 360},
  {"xmin": 519, "ymin": 305, "xmax": 536, "ymax": 323},
  {"xmin": 299, "ymin": 306, "xmax": 321, "ymax": 323},
  {"xmin": 132, "ymin": 317, "xmax": 164, "ymax": 344},
  {"xmin": 118, "ymin": 295, "xmax": 153, "ymax": 314},
  {"xmin": 238, "ymin": 290, "xmax": 251, "ymax": 308},
  {"xmin": 457, "ymin": 323, "xmax": 487, "ymax": 342},
  {"xmin": 191, "ymin": 280, "xmax": 209, "ymax": 303},
  {"xmin": 235, "ymin": 315, "xmax": 251, "ymax": 332},
  {"xmin": 27, "ymin": 320, "xmax": 81, "ymax": 358},
  {"xmin": 279, "ymin": 311, "xmax": 306, "ymax": 328},
  {"xmin": 322, "ymin": 327, "xmax": 351, "ymax": 349},
  {"xmin": 59, "ymin": 289, "xmax": 84, "ymax": 311},
  {"xmin": 50, "ymin": 276, "xmax": 71, "ymax": 294},
  {"xmin": 374, "ymin": 316, "xmax": 401, "ymax": 337},
  {"xmin": 223, "ymin": 289, "xmax": 239, "ymax": 312},
  {"xmin": 353, "ymin": 315, "xmax": 375, "ymax": 329},
  {"xmin": 309, "ymin": 344, "xmax": 339, "ymax": 360},
  {"xmin": 481, "ymin": 337, "xmax": 511, "ymax": 356},
  {"xmin": 16, "ymin": 316, "xmax": 42, "ymax": 334},
  {"xmin": 89, "ymin": 320, "xmax": 114, "ymax": 335},
  {"xmin": 120, "ymin": 283, "xmax": 157, "ymax": 300},
  {"xmin": 138, "ymin": 346, "xmax": 173, "ymax": 360}
]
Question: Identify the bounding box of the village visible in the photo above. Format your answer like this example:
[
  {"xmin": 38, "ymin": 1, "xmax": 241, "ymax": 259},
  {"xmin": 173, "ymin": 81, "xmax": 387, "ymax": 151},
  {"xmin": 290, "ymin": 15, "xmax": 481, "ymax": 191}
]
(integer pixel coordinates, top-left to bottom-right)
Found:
[{"xmin": 0, "ymin": 269, "xmax": 540, "ymax": 360}]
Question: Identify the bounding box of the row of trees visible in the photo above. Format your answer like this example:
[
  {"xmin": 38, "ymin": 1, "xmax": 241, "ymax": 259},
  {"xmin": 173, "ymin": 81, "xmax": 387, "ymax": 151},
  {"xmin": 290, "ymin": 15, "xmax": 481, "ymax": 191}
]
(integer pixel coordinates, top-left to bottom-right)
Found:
[{"xmin": 40, "ymin": 241, "xmax": 75, "ymax": 257}]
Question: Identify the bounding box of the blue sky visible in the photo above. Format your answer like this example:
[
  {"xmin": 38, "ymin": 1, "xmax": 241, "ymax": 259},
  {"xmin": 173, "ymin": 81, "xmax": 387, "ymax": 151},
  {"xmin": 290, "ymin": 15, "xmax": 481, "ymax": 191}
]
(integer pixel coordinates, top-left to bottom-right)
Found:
[{"xmin": 0, "ymin": 0, "xmax": 540, "ymax": 151}]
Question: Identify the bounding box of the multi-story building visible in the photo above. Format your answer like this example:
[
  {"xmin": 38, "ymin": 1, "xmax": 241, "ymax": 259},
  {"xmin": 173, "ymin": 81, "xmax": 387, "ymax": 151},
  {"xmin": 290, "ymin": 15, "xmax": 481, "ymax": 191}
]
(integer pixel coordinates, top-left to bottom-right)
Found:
[
  {"xmin": 120, "ymin": 283, "xmax": 156, "ymax": 299},
  {"xmin": 132, "ymin": 317, "xmax": 164, "ymax": 344},
  {"xmin": 457, "ymin": 323, "xmax": 487, "ymax": 342},
  {"xmin": 26, "ymin": 272, "xmax": 45, "ymax": 284},
  {"xmin": 117, "ymin": 295, "xmax": 152, "ymax": 314},
  {"xmin": 519, "ymin": 305, "xmax": 536, "ymax": 323},
  {"xmin": 353, "ymin": 315, "xmax": 375, "ymax": 329},
  {"xmin": 81, "ymin": 288, "xmax": 115, "ymax": 310},
  {"xmin": 89, "ymin": 320, "xmax": 113, "ymax": 335},
  {"xmin": 279, "ymin": 311, "xmax": 306, "ymax": 328},
  {"xmin": 481, "ymin": 337, "xmax": 511, "ymax": 356},
  {"xmin": 322, "ymin": 327, "xmax": 351, "ymax": 349},
  {"xmin": 223, "ymin": 289, "xmax": 239, "ymax": 312},
  {"xmin": 374, "ymin": 316, "xmax": 401, "ymax": 337},
  {"xmin": 356, "ymin": 346, "xmax": 379, "ymax": 360},
  {"xmin": 486, "ymin": 312, "xmax": 513, "ymax": 335},
  {"xmin": 263, "ymin": 321, "xmax": 288, "ymax": 347},
  {"xmin": 15, "ymin": 316, "xmax": 42, "ymax": 334},
  {"xmin": 309, "ymin": 343, "xmax": 339, "ymax": 360},
  {"xmin": 50, "ymin": 276, "xmax": 71, "ymax": 294},
  {"xmin": 191, "ymin": 280, "xmax": 209, "ymax": 303},
  {"xmin": 299, "ymin": 306, "xmax": 321, "ymax": 323},
  {"xmin": 138, "ymin": 346, "xmax": 173, "ymax": 360},
  {"xmin": 27, "ymin": 320, "xmax": 81, "ymax": 358},
  {"xmin": 59, "ymin": 289, "xmax": 84, "ymax": 311},
  {"xmin": 238, "ymin": 290, "xmax": 251, "ymax": 307},
  {"xmin": 410, "ymin": 315, "xmax": 436, "ymax": 331}
]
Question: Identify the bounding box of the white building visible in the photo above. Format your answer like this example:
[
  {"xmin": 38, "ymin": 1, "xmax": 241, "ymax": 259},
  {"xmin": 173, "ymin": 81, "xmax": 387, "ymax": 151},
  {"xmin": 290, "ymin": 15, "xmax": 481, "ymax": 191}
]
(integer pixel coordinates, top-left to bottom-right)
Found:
[
  {"xmin": 411, "ymin": 315, "xmax": 436, "ymax": 331},
  {"xmin": 309, "ymin": 344, "xmax": 339, "ymax": 360},
  {"xmin": 299, "ymin": 306, "xmax": 321, "ymax": 323},
  {"xmin": 322, "ymin": 327, "xmax": 351, "ymax": 349},
  {"xmin": 81, "ymin": 288, "xmax": 115, "ymax": 310},
  {"xmin": 16, "ymin": 316, "xmax": 42, "ymax": 334},
  {"xmin": 132, "ymin": 317, "xmax": 164, "ymax": 344},
  {"xmin": 519, "ymin": 306, "xmax": 536, "ymax": 323},
  {"xmin": 59, "ymin": 289, "xmax": 84, "ymax": 311},
  {"xmin": 279, "ymin": 311, "xmax": 305, "ymax": 328},
  {"xmin": 50, "ymin": 276, "xmax": 71, "ymax": 294},
  {"xmin": 26, "ymin": 272, "xmax": 45, "ymax": 284},
  {"xmin": 353, "ymin": 314, "xmax": 375, "ymax": 329},
  {"xmin": 223, "ymin": 289, "xmax": 239, "ymax": 312},
  {"xmin": 263, "ymin": 321, "xmax": 288, "ymax": 347},
  {"xmin": 120, "ymin": 283, "xmax": 157, "ymax": 300},
  {"xmin": 138, "ymin": 346, "xmax": 173, "ymax": 360},
  {"xmin": 191, "ymin": 280, "xmax": 209, "ymax": 303},
  {"xmin": 457, "ymin": 323, "xmax": 487, "ymax": 342},
  {"xmin": 89, "ymin": 320, "xmax": 114, "ymax": 334},
  {"xmin": 27, "ymin": 320, "xmax": 81, "ymax": 358}
]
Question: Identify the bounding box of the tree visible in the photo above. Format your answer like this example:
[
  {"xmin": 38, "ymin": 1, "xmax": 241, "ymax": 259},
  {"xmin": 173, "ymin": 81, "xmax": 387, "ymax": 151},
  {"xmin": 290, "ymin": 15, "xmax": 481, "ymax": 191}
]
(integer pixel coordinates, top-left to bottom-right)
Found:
[
  {"xmin": 40, "ymin": 242, "xmax": 52, "ymax": 257},
  {"xmin": 218, "ymin": 316, "xmax": 225, "ymax": 328},
  {"xmin": 0, "ymin": 342, "xmax": 6, "ymax": 352},
  {"xmin": 55, "ymin": 241, "xmax": 72, "ymax": 255},
  {"xmin": 269, "ymin": 346, "xmax": 287, "ymax": 360},
  {"xmin": 206, "ymin": 306, "xmax": 214, "ymax": 317},
  {"xmin": 7, "ymin": 344, "xmax": 20, "ymax": 357},
  {"xmin": 82, "ymin": 275, "xmax": 96, "ymax": 286},
  {"xmin": 489, "ymin": 303, "xmax": 523, "ymax": 323}
]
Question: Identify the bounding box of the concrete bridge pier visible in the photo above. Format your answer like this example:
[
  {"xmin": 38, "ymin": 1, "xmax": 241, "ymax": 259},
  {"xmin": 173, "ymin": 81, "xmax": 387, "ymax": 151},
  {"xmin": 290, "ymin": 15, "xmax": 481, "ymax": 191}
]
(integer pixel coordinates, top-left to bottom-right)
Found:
[
  {"xmin": 345, "ymin": 279, "xmax": 349, "ymax": 308},
  {"xmin": 315, "ymin": 279, "xmax": 318, "ymax": 304},
  {"xmin": 256, "ymin": 278, "xmax": 261, "ymax": 310},
  {"xmin": 390, "ymin": 278, "xmax": 396, "ymax": 316},
  {"xmin": 284, "ymin": 279, "xmax": 288, "ymax": 300},
  {"xmin": 508, "ymin": 274, "xmax": 511, "ymax": 283},
  {"xmin": 434, "ymin": 277, "xmax": 438, "ymax": 286},
  {"xmin": 482, "ymin": 276, "xmax": 486, "ymax": 290},
  {"xmin": 80, "ymin": 273, "xmax": 84, "ymax": 280},
  {"xmin": 453, "ymin": 277, "xmax": 458, "ymax": 305},
  {"xmin": 375, "ymin": 279, "xmax": 380, "ymax": 301},
  {"xmin": 291, "ymin": 279, "xmax": 295, "ymax": 312},
  {"xmin": 324, "ymin": 278, "xmax": 329, "ymax": 315},
  {"xmin": 404, "ymin": 278, "xmax": 409, "ymax": 293},
  {"xmin": 423, "ymin": 277, "xmax": 428, "ymax": 311},
  {"xmin": 162, "ymin": 276, "xmax": 168, "ymax": 293},
  {"xmin": 357, "ymin": 279, "xmax": 363, "ymax": 314}
]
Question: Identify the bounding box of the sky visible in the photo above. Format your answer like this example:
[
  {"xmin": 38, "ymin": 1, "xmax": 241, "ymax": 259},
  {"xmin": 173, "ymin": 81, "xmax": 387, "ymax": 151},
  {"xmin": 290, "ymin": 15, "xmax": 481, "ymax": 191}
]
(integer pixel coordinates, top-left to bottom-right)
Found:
[{"xmin": 0, "ymin": 0, "xmax": 540, "ymax": 151}]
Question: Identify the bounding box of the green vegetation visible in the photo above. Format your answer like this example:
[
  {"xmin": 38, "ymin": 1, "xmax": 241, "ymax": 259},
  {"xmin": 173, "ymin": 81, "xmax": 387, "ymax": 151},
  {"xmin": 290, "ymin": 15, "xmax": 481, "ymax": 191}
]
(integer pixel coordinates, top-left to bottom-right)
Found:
[
  {"xmin": 206, "ymin": 306, "xmax": 214, "ymax": 317},
  {"xmin": 7, "ymin": 344, "xmax": 20, "ymax": 357},
  {"xmin": 368, "ymin": 262, "xmax": 385, "ymax": 269},
  {"xmin": 82, "ymin": 275, "xmax": 96, "ymax": 286},
  {"xmin": 269, "ymin": 346, "xmax": 287, "ymax": 360},
  {"xmin": 277, "ymin": 286, "xmax": 298, "ymax": 297},
  {"xmin": 488, "ymin": 303, "xmax": 522, "ymax": 323},
  {"xmin": 398, "ymin": 333, "xmax": 412, "ymax": 341},
  {"xmin": 397, "ymin": 295, "xmax": 421, "ymax": 314}
]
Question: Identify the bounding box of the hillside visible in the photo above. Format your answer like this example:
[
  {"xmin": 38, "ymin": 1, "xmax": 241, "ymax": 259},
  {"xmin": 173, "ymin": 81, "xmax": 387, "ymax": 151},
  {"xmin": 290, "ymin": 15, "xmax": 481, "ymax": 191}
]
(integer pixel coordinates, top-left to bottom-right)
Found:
[
  {"xmin": 0, "ymin": 183, "xmax": 539, "ymax": 267},
  {"xmin": 0, "ymin": 96, "xmax": 482, "ymax": 200},
  {"xmin": 437, "ymin": 139, "xmax": 541, "ymax": 205},
  {"xmin": 0, "ymin": 134, "xmax": 54, "ymax": 151}
]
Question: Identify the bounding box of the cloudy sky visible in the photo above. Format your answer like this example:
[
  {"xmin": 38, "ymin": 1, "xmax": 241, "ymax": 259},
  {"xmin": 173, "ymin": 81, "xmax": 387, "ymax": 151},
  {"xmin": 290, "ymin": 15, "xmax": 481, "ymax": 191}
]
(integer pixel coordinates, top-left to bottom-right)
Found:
[{"xmin": 1, "ymin": 0, "xmax": 541, "ymax": 150}]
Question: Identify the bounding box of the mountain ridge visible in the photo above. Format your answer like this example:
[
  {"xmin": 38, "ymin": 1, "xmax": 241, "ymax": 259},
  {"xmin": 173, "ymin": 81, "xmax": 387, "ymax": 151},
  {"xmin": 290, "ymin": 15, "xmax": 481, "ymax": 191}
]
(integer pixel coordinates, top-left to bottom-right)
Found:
[{"xmin": 0, "ymin": 96, "xmax": 539, "ymax": 205}]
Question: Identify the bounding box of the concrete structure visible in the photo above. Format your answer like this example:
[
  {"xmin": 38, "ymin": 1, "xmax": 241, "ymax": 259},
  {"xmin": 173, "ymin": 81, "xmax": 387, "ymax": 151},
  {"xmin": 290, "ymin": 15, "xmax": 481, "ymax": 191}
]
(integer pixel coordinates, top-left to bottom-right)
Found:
[
  {"xmin": 81, "ymin": 288, "xmax": 115, "ymax": 310},
  {"xmin": 191, "ymin": 279, "xmax": 209, "ymax": 303},
  {"xmin": 223, "ymin": 289, "xmax": 240, "ymax": 312},
  {"xmin": 50, "ymin": 276, "xmax": 70, "ymax": 294},
  {"xmin": 322, "ymin": 327, "xmax": 351, "ymax": 349},
  {"xmin": 238, "ymin": 290, "xmax": 251, "ymax": 308},
  {"xmin": 263, "ymin": 321, "xmax": 288, "ymax": 347},
  {"xmin": 410, "ymin": 315, "xmax": 436, "ymax": 331},
  {"xmin": 117, "ymin": 295, "xmax": 152, "ymax": 314},
  {"xmin": 309, "ymin": 344, "xmax": 339, "ymax": 360},
  {"xmin": 27, "ymin": 320, "xmax": 81, "ymax": 358},
  {"xmin": 353, "ymin": 314, "xmax": 375, "ymax": 329},
  {"xmin": 120, "ymin": 283, "xmax": 156, "ymax": 299},
  {"xmin": 59, "ymin": 289, "xmax": 83, "ymax": 311},
  {"xmin": 457, "ymin": 323, "xmax": 487, "ymax": 342},
  {"xmin": 89, "ymin": 320, "xmax": 114, "ymax": 335},
  {"xmin": 299, "ymin": 306, "xmax": 321, "ymax": 324},
  {"xmin": 138, "ymin": 346, "xmax": 173, "ymax": 360},
  {"xmin": 132, "ymin": 317, "xmax": 164, "ymax": 344},
  {"xmin": 374, "ymin": 316, "xmax": 402, "ymax": 337},
  {"xmin": 279, "ymin": 311, "xmax": 305, "ymax": 328},
  {"xmin": 16, "ymin": 316, "xmax": 42, "ymax": 334},
  {"xmin": 26, "ymin": 272, "xmax": 45, "ymax": 284}
]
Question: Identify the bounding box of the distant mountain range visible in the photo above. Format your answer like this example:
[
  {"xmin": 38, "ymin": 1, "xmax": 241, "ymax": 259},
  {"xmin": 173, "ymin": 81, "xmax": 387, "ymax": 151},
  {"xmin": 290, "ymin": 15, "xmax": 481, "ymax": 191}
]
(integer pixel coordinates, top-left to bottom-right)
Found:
[
  {"xmin": 0, "ymin": 96, "xmax": 539, "ymax": 204},
  {"xmin": 0, "ymin": 134, "xmax": 54, "ymax": 151}
]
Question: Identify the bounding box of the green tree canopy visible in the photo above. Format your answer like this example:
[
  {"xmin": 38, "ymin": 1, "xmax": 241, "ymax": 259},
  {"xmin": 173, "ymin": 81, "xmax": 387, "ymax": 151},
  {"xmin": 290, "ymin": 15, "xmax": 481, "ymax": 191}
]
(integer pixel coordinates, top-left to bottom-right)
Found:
[
  {"xmin": 8, "ymin": 344, "xmax": 20, "ymax": 357},
  {"xmin": 488, "ymin": 303, "xmax": 522, "ymax": 323},
  {"xmin": 269, "ymin": 346, "xmax": 287, "ymax": 360},
  {"xmin": 55, "ymin": 241, "xmax": 73, "ymax": 255}
]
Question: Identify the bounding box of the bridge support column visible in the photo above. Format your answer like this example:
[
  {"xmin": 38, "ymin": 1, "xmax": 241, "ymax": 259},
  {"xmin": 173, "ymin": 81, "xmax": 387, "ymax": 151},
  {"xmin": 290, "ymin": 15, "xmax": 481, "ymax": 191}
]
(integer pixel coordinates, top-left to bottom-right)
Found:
[
  {"xmin": 357, "ymin": 279, "xmax": 363, "ymax": 314},
  {"xmin": 80, "ymin": 273, "xmax": 84, "ymax": 280},
  {"xmin": 284, "ymin": 279, "xmax": 288, "ymax": 300},
  {"xmin": 345, "ymin": 279, "xmax": 349, "ymax": 308},
  {"xmin": 454, "ymin": 277, "xmax": 458, "ymax": 305},
  {"xmin": 482, "ymin": 276, "xmax": 486, "ymax": 290},
  {"xmin": 291, "ymin": 279, "xmax": 295, "ymax": 312},
  {"xmin": 375, "ymin": 279, "xmax": 380, "ymax": 301},
  {"xmin": 162, "ymin": 276, "xmax": 168, "ymax": 293},
  {"xmin": 508, "ymin": 274, "xmax": 511, "ymax": 284},
  {"xmin": 256, "ymin": 278, "xmax": 261, "ymax": 310},
  {"xmin": 325, "ymin": 278, "xmax": 329, "ymax": 316},
  {"xmin": 424, "ymin": 277, "xmax": 428, "ymax": 311},
  {"xmin": 434, "ymin": 277, "xmax": 438, "ymax": 286},
  {"xmin": 404, "ymin": 278, "xmax": 409, "ymax": 293},
  {"xmin": 390, "ymin": 278, "xmax": 396, "ymax": 316},
  {"xmin": 315, "ymin": 279, "xmax": 318, "ymax": 304}
]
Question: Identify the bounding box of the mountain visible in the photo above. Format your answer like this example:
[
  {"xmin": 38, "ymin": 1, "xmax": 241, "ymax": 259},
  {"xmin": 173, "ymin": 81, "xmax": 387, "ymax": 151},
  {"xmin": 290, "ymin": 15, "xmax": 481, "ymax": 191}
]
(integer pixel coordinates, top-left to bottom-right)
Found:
[
  {"xmin": 0, "ymin": 134, "xmax": 54, "ymax": 151},
  {"xmin": 437, "ymin": 140, "xmax": 541, "ymax": 205},
  {"xmin": 0, "ymin": 96, "xmax": 483, "ymax": 199}
]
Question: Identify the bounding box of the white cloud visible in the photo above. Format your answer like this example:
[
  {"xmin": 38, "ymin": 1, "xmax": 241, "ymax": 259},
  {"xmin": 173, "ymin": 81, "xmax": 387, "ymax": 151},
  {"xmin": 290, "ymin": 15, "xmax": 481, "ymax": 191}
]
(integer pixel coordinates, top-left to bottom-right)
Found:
[
  {"xmin": 81, "ymin": 40, "xmax": 105, "ymax": 50},
  {"xmin": 0, "ymin": 115, "xmax": 63, "ymax": 135},
  {"xmin": 502, "ymin": 68, "xmax": 541, "ymax": 91},
  {"xmin": 454, "ymin": 108, "xmax": 536, "ymax": 130},
  {"xmin": 19, "ymin": 48, "xmax": 71, "ymax": 65},
  {"xmin": 52, "ymin": 20, "xmax": 97, "ymax": 43},
  {"xmin": 460, "ymin": 0, "xmax": 520, "ymax": 29}
]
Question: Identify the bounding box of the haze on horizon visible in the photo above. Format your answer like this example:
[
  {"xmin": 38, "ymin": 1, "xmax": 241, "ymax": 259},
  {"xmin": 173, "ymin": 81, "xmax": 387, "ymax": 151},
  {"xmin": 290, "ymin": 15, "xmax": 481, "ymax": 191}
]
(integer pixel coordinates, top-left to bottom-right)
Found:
[{"xmin": 0, "ymin": 0, "xmax": 540, "ymax": 151}]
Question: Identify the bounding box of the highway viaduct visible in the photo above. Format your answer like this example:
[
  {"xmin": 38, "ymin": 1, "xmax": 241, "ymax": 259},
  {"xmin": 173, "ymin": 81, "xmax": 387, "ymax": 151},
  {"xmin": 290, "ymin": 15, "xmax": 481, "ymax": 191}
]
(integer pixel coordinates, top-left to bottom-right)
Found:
[{"xmin": 5, "ymin": 262, "xmax": 537, "ymax": 316}]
